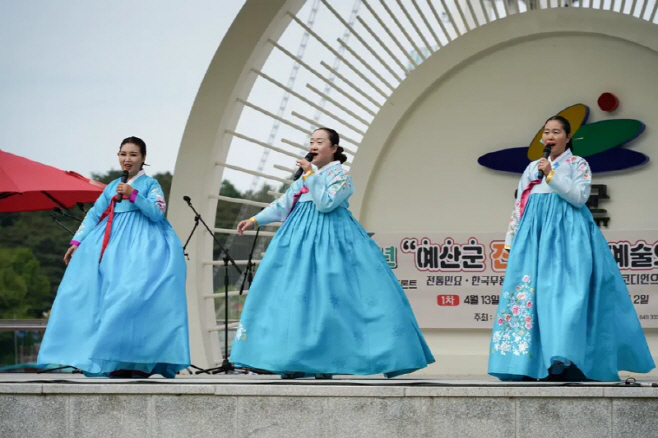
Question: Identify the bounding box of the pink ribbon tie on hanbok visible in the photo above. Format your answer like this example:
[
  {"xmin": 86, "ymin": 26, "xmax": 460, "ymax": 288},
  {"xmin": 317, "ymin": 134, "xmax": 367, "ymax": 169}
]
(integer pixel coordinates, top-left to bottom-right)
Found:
[
  {"xmin": 519, "ymin": 179, "xmax": 541, "ymax": 218},
  {"xmin": 287, "ymin": 186, "xmax": 309, "ymax": 218}
]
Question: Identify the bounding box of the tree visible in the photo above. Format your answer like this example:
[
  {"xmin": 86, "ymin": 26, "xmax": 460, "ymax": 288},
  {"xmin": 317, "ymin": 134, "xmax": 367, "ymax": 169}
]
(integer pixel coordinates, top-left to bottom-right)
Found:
[
  {"xmin": 91, "ymin": 169, "xmax": 124, "ymax": 185},
  {"xmin": 0, "ymin": 210, "xmax": 73, "ymax": 308},
  {"xmin": 0, "ymin": 170, "xmax": 176, "ymax": 313},
  {"xmin": 0, "ymin": 169, "xmax": 279, "ymax": 326},
  {"xmin": 0, "ymin": 247, "xmax": 50, "ymax": 318},
  {"xmin": 0, "ymin": 247, "xmax": 50, "ymax": 365},
  {"xmin": 214, "ymin": 180, "xmax": 243, "ymax": 230}
]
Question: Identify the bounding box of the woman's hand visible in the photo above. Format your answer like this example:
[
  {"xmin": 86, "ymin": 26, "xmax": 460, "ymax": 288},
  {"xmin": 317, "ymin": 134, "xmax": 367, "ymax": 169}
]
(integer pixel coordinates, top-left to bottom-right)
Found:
[
  {"xmin": 64, "ymin": 245, "xmax": 78, "ymax": 265},
  {"xmin": 538, "ymin": 158, "xmax": 552, "ymax": 178},
  {"xmin": 296, "ymin": 159, "xmax": 313, "ymax": 174},
  {"xmin": 116, "ymin": 182, "xmax": 134, "ymax": 199},
  {"xmin": 237, "ymin": 219, "xmax": 254, "ymax": 236}
]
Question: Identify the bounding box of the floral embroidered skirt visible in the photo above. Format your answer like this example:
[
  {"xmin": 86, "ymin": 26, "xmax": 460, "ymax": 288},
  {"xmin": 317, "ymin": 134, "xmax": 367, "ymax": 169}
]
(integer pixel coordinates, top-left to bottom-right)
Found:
[
  {"xmin": 229, "ymin": 201, "xmax": 434, "ymax": 377},
  {"xmin": 488, "ymin": 193, "xmax": 654, "ymax": 381},
  {"xmin": 38, "ymin": 210, "xmax": 190, "ymax": 377}
]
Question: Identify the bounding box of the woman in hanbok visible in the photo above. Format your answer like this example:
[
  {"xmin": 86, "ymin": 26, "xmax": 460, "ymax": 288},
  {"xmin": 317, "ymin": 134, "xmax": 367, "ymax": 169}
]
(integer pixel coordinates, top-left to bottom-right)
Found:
[
  {"xmin": 230, "ymin": 127, "xmax": 434, "ymax": 378},
  {"xmin": 38, "ymin": 136, "xmax": 190, "ymax": 378},
  {"xmin": 488, "ymin": 116, "xmax": 654, "ymax": 381}
]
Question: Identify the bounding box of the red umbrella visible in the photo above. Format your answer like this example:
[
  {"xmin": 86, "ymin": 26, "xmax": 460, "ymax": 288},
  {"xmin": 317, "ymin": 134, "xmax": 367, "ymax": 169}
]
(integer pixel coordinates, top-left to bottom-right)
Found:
[{"xmin": 0, "ymin": 150, "xmax": 106, "ymax": 213}]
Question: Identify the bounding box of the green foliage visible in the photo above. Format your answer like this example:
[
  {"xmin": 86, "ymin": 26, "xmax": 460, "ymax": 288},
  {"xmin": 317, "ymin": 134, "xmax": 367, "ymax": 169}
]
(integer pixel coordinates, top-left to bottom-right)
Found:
[
  {"xmin": 0, "ymin": 247, "xmax": 50, "ymax": 318},
  {"xmin": 0, "ymin": 170, "xmax": 189, "ymax": 313},
  {"xmin": 91, "ymin": 169, "xmax": 124, "ymax": 185},
  {"xmin": 214, "ymin": 180, "xmax": 243, "ymax": 231},
  {"xmin": 155, "ymin": 172, "xmax": 173, "ymax": 203},
  {"xmin": 0, "ymin": 168, "xmax": 273, "ymax": 319},
  {"xmin": 0, "ymin": 210, "xmax": 73, "ymax": 311},
  {"xmin": 0, "ymin": 165, "xmax": 281, "ymax": 363}
]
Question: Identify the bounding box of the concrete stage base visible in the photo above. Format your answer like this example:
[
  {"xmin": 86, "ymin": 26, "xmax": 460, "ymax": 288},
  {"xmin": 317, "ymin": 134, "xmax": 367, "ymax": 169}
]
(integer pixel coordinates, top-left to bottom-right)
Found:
[{"xmin": 1, "ymin": 374, "xmax": 658, "ymax": 438}]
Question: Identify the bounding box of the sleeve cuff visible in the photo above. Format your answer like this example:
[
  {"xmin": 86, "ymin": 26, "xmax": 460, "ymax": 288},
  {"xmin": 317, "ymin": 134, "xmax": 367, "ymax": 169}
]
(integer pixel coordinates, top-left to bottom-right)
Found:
[
  {"xmin": 302, "ymin": 170, "xmax": 315, "ymax": 181},
  {"xmin": 70, "ymin": 240, "xmax": 80, "ymax": 246},
  {"xmin": 249, "ymin": 216, "xmax": 259, "ymax": 228},
  {"xmin": 545, "ymin": 169, "xmax": 556, "ymax": 183},
  {"xmin": 129, "ymin": 189, "xmax": 139, "ymax": 203}
]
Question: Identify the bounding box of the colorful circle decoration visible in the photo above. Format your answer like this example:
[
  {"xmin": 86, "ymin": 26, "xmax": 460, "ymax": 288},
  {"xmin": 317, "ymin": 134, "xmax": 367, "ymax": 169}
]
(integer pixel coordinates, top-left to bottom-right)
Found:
[
  {"xmin": 477, "ymin": 103, "xmax": 649, "ymax": 174},
  {"xmin": 598, "ymin": 93, "xmax": 619, "ymax": 112}
]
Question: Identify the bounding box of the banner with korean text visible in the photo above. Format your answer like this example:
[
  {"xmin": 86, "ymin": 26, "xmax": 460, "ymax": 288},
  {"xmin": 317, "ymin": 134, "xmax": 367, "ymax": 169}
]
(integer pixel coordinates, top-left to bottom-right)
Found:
[{"xmin": 371, "ymin": 231, "xmax": 658, "ymax": 329}]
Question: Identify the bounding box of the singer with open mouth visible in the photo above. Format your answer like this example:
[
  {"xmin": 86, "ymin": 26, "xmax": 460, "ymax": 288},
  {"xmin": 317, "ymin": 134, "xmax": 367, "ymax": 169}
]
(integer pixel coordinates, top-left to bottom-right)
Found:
[
  {"xmin": 487, "ymin": 116, "xmax": 654, "ymax": 381},
  {"xmin": 230, "ymin": 127, "xmax": 434, "ymax": 379},
  {"xmin": 38, "ymin": 136, "xmax": 190, "ymax": 378}
]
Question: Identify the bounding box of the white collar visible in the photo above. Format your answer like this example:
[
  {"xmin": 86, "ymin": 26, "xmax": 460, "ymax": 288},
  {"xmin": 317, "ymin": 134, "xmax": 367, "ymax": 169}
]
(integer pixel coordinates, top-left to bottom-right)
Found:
[
  {"xmin": 312, "ymin": 160, "xmax": 341, "ymax": 174},
  {"xmin": 127, "ymin": 170, "xmax": 145, "ymax": 184},
  {"xmin": 549, "ymin": 149, "xmax": 571, "ymax": 165}
]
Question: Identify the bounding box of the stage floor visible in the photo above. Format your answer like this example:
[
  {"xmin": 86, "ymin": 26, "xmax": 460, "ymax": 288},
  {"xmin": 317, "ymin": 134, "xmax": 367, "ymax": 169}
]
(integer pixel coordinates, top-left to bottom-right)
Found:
[
  {"xmin": 2, "ymin": 371, "xmax": 657, "ymax": 385},
  {"xmin": 2, "ymin": 372, "xmax": 658, "ymax": 438}
]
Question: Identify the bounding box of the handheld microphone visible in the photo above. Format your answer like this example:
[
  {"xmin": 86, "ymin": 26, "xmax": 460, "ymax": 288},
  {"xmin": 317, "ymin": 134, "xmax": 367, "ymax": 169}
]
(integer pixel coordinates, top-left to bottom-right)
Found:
[
  {"xmin": 293, "ymin": 152, "xmax": 316, "ymax": 180},
  {"xmin": 116, "ymin": 170, "xmax": 129, "ymax": 203},
  {"xmin": 537, "ymin": 144, "xmax": 552, "ymax": 179},
  {"xmin": 183, "ymin": 196, "xmax": 192, "ymax": 205}
]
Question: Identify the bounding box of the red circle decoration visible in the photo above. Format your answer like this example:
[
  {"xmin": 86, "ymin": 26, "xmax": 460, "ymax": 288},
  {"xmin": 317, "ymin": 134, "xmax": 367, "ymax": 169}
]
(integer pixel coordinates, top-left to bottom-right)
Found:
[{"xmin": 598, "ymin": 92, "xmax": 619, "ymax": 112}]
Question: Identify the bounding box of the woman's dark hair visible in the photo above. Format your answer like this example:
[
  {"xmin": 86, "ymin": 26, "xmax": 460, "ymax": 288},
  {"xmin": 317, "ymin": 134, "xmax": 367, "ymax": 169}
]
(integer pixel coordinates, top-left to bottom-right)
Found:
[
  {"xmin": 315, "ymin": 127, "xmax": 347, "ymax": 163},
  {"xmin": 544, "ymin": 116, "xmax": 573, "ymax": 151},
  {"xmin": 120, "ymin": 136, "xmax": 147, "ymax": 168}
]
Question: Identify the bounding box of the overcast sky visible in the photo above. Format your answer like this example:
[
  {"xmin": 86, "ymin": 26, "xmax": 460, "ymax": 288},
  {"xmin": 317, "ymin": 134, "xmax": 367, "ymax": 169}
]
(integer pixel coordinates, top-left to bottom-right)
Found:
[{"xmin": 1, "ymin": 0, "xmax": 245, "ymax": 180}]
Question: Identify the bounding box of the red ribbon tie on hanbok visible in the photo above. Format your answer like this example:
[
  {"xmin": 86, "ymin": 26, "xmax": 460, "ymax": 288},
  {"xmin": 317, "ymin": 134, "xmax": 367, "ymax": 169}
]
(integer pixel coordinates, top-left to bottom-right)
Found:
[{"xmin": 97, "ymin": 195, "xmax": 122, "ymax": 262}]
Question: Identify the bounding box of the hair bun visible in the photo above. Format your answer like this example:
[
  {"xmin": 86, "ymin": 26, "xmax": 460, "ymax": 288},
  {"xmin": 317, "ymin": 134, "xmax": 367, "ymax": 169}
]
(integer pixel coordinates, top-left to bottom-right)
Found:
[{"xmin": 335, "ymin": 146, "xmax": 348, "ymax": 163}]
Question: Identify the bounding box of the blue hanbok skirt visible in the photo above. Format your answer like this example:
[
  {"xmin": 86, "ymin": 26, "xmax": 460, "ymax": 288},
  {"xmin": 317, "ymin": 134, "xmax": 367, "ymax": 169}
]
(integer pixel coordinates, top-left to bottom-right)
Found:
[
  {"xmin": 230, "ymin": 201, "xmax": 434, "ymax": 377},
  {"xmin": 488, "ymin": 193, "xmax": 654, "ymax": 381},
  {"xmin": 37, "ymin": 210, "xmax": 190, "ymax": 377}
]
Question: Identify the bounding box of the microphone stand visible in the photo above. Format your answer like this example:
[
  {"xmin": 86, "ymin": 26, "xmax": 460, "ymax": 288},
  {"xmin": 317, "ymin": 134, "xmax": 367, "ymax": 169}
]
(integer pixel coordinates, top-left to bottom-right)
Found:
[
  {"xmin": 179, "ymin": 206, "xmax": 210, "ymax": 375},
  {"xmin": 182, "ymin": 214, "xmax": 200, "ymax": 260},
  {"xmin": 182, "ymin": 196, "xmax": 243, "ymax": 375},
  {"xmin": 238, "ymin": 227, "xmax": 260, "ymax": 296}
]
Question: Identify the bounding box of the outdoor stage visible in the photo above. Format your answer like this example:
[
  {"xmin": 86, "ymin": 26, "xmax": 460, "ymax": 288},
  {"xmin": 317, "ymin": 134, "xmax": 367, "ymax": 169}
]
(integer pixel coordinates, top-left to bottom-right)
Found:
[{"xmin": 1, "ymin": 373, "xmax": 657, "ymax": 438}]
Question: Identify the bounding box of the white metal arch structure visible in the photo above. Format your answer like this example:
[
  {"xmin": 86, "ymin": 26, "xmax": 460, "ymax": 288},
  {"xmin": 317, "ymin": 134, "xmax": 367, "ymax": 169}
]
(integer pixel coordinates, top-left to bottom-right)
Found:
[{"xmin": 169, "ymin": 0, "xmax": 658, "ymax": 369}]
